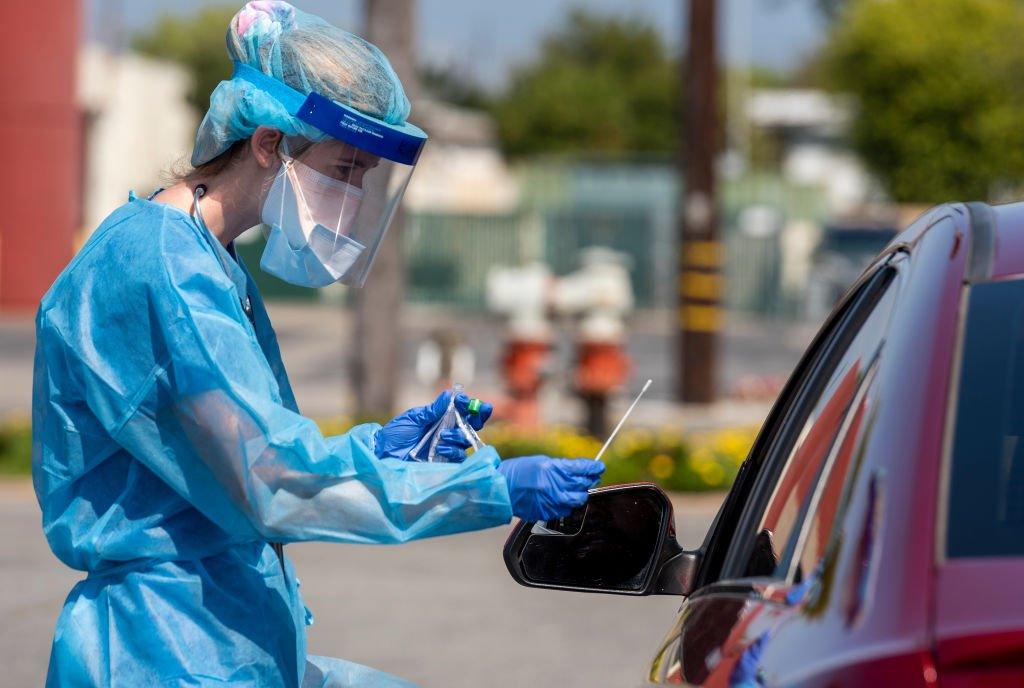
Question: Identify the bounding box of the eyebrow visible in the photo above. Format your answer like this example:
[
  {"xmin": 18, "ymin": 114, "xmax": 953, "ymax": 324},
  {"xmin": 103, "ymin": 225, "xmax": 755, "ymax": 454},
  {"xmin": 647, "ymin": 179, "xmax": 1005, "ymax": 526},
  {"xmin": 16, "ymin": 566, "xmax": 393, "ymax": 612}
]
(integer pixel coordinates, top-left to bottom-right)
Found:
[{"xmin": 338, "ymin": 156, "xmax": 377, "ymax": 168}]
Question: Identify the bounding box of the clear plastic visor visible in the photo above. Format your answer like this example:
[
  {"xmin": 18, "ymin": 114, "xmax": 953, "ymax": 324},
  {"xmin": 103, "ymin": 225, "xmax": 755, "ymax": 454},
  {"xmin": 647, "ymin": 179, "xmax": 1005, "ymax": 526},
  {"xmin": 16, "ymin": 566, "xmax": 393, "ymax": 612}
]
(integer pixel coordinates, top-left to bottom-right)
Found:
[{"xmin": 259, "ymin": 136, "xmax": 414, "ymax": 288}]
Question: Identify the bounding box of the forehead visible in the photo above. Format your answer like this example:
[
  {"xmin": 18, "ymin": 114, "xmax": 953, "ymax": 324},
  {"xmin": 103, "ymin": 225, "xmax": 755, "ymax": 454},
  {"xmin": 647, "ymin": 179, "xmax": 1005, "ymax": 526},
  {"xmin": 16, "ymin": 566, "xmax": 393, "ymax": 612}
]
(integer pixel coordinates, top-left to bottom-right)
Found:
[{"xmin": 298, "ymin": 140, "xmax": 378, "ymax": 166}]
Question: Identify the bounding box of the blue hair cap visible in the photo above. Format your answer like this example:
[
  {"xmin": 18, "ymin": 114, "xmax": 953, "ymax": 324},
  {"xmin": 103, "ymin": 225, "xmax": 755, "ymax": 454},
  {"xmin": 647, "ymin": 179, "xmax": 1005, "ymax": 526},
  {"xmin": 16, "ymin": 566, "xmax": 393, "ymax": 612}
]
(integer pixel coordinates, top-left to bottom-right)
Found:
[{"xmin": 192, "ymin": 1, "xmax": 414, "ymax": 167}]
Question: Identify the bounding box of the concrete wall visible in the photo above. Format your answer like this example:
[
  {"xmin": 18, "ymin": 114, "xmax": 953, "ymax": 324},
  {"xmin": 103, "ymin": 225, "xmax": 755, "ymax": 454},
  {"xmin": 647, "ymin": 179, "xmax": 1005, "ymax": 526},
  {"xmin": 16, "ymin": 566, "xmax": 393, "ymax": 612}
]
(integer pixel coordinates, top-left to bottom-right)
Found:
[{"xmin": 78, "ymin": 45, "xmax": 195, "ymax": 239}]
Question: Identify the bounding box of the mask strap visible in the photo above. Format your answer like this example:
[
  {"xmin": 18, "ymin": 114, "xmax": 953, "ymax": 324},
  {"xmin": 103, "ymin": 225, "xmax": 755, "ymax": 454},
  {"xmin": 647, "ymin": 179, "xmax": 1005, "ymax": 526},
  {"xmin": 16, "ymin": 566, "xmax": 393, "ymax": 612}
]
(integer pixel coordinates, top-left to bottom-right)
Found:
[
  {"xmin": 280, "ymin": 155, "xmax": 315, "ymax": 226},
  {"xmin": 332, "ymin": 146, "xmax": 360, "ymax": 246}
]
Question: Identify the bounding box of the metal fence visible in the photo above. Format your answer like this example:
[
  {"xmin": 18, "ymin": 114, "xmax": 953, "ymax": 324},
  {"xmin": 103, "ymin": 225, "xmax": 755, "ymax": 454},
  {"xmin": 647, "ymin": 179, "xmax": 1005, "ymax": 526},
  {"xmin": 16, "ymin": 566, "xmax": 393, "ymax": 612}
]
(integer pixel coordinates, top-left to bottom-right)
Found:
[
  {"xmin": 722, "ymin": 173, "xmax": 828, "ymax": 318},
  {"xmin": 405, "ymin": 164, "xmax": 828, "ymax": 317},
  {"xmin": 405, "ymin": 207, "xmax": 662, "ymax": 310},
  {"xmin": 405, "ymin": 212, "xmax": 527, "ymax": 309}
]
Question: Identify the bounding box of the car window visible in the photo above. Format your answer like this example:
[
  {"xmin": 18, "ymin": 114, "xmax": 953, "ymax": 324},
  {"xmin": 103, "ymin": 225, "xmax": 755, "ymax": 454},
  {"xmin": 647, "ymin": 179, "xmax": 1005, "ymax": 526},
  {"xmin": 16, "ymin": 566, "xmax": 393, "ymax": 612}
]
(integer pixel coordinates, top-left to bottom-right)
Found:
[
  {"xmin": 732, "ymin": 265, "xmax": 898, "ymax": 580},
  {"xmin": 947, "ymin": 278, "xmax": 1024, "ymax": 557},
  {"xmin": 785, "ymin": 364, "xmax": 877, "ymax": 581}
]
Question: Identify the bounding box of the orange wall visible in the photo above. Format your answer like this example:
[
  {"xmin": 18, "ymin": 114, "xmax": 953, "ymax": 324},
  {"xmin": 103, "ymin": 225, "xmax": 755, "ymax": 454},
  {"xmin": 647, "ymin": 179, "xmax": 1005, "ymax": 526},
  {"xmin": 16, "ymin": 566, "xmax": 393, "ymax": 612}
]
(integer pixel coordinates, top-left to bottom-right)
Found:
[{"xmin": 0, "ymin": 0, "xmax": 81, "ymax": 311}]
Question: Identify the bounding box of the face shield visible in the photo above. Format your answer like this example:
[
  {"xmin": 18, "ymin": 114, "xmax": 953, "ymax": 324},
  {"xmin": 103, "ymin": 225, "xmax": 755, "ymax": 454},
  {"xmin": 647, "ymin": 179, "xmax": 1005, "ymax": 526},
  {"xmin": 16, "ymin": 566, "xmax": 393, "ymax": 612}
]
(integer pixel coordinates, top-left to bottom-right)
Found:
[{"xmin": 233, "ymin": 62, "xmax": 426, "ymax": 288}]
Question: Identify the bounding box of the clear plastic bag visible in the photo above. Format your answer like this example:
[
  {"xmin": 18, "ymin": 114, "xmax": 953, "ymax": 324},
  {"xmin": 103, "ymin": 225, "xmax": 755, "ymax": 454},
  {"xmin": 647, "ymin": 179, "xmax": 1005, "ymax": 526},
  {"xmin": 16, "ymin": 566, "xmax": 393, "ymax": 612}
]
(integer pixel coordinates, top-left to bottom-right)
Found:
[{"xmin": 408, "ymin": 383, "xmax": 485, "ymax": 462}]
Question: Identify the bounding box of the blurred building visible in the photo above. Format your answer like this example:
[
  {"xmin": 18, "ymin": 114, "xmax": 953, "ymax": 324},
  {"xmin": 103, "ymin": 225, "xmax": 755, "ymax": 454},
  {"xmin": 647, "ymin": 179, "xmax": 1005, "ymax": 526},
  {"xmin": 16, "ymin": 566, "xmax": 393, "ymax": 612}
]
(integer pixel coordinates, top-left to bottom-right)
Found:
[
  {"xmin": 0, "ymin": 1, "xmax": 80, "ymax": 310},
  {"xmin": 78, "ymin": 45, "xmax": 196, "ymax": 240},
  {"xmin": 0, "ymin": 32, "xmax": 194, "ymax": 312},
  {"xmin": 805, "ymin": 217, "xmax": 898, "ymax": 319},
  {"xmin": 404, "ymin": 98, "xmax": 518, "ymax": 213},
  {"xmin": 746, "ymin": 89, "xmax": 877, "ymax": 215}
]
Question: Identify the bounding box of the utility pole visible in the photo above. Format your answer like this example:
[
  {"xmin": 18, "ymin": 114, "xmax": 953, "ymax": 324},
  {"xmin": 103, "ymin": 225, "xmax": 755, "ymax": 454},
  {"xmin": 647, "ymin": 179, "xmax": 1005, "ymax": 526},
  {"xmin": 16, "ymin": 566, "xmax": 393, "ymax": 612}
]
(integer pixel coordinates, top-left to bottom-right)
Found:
[
  {"xmin": 353, "ymin": 0, "xmax": 418, "ymax": 417},
  {"xmin": 677, "ymin": 0, "xmax": 720, "ymax": 404}
]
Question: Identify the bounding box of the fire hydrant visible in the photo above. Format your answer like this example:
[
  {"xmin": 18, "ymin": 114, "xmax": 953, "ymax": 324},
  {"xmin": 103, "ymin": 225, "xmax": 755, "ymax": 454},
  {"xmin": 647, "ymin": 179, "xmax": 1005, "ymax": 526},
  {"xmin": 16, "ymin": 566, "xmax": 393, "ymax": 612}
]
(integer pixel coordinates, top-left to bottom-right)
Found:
[
  {"xmin": 486, "ymin": 262, "xmax": 554, "ymax": 427},
  {"xmin": 552, "ymin": 247, "xmax": 634, "ymax": 437}
]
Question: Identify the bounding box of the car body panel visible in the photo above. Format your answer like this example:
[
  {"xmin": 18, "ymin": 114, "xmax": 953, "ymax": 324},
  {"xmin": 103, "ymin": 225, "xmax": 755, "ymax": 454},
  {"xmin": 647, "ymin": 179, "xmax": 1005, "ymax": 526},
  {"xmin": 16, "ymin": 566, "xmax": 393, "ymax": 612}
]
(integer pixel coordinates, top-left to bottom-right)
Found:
[
  {"xmin": 935, "ymin": 560, "xmax": 1024, "ymax": 673},
  {"xmin": 648, "ymin": 205, "xmax": 973, "ymax": 685},
  {"xmin": 930, "ymin": 202, "xmax": 1024, "ymax": 680}
]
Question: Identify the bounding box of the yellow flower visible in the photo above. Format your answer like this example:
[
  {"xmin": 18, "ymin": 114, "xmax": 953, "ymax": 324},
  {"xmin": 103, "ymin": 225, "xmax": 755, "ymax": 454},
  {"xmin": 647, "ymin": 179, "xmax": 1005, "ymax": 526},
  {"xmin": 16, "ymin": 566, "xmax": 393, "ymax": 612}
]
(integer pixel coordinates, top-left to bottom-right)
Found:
[
  {"xmin": 713, "ymin": 429, "xmax": 755, "ymax": 462},
  {"xmin": 697, "ymin": 461, "xmax": 725, "ymax": 486},
  {"xmin": 689, "ymin": 446, "xmax": 715, "ymax": 469},
  {"xmin": 629, "ymin": 428, "xmax": 655, "ymax": 450},
  {"xmin": 648, "ymin": 453, "xmax": 675, "ymax": 480}
]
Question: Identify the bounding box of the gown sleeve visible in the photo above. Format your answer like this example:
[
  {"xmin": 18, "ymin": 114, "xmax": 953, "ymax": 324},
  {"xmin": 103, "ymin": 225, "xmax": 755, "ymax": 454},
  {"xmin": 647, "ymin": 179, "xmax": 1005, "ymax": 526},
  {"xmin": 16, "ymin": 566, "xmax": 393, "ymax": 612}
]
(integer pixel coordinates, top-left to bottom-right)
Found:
[{"xmin": 104, "ymin": 228, "xmax": 512, "ymax": 545}]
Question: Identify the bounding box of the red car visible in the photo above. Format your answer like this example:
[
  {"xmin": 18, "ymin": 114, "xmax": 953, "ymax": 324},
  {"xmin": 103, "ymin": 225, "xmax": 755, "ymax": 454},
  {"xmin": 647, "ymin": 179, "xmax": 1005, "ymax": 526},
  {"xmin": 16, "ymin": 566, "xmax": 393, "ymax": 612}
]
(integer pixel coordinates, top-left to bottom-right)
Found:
[{"xmin": 504, "ymin": 202, "xmax": 1024, "ymax": 686}]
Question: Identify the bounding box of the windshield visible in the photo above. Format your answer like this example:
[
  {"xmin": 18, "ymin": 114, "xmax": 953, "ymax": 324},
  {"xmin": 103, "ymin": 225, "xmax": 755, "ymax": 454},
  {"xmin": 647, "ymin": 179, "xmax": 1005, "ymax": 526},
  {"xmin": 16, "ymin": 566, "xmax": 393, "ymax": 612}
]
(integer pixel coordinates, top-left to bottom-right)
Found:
[{"xmin": 947, "ymin": 278, "xmax": 1024, "ymax": 558}]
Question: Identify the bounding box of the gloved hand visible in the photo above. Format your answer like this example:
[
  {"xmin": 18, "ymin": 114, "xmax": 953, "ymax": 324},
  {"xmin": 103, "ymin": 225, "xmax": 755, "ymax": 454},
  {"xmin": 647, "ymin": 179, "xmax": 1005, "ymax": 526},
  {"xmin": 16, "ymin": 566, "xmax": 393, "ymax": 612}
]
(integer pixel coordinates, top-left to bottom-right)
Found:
[
  {"xmin": 497, "ymin": 456, "xmax": 605, "ymax": 522},
  {"xmin": 373, "ymin": 390, "xmax": 494, "ymax": 462}
]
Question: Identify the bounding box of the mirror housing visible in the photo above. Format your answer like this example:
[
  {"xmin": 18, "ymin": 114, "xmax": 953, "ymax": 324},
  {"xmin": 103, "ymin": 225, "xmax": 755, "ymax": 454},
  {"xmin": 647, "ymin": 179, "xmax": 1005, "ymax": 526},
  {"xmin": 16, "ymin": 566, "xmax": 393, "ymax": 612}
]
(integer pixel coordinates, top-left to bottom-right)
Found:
[{"xmin": 503, "ymin": 483, "xmax": 700, "ymax": 596}]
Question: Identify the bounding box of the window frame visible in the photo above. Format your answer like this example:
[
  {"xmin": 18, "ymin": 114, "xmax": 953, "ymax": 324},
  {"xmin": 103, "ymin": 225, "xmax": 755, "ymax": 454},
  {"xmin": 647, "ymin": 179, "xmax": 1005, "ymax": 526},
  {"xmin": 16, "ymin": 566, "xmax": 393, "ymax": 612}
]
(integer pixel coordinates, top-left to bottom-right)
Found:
[
  {"xmin": 940, "ymin": 275, "xmax": 1024, "ymax": 560},
  {"xmin": 704, "ymin": 256, "xmax": 901, "ymax": 585},
  {"xmin": 779, "ymin": 357, "xmax": 880, "ymax": 581}
]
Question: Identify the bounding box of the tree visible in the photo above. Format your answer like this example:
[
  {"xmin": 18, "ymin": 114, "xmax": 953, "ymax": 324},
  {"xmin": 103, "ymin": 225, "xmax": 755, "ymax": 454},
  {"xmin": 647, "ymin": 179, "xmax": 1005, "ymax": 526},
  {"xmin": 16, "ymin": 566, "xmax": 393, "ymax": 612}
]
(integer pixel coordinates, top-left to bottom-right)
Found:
[
  {"xmin": 492, "ymin": 10, "xmax": 679, "ymax": 157},
  {"xmin": 420, "ymin": 63, "xmax": 490, "ymax": 109},
  {"xmin": 133, "ymin": 7, "xmax": 237, "ymax": 115},
  {"xmin": 821, "ymin": 0, "xmax": 1024, "ymax": 203},
  {"xmin": 815, "ymin": 0, "xmax": 848, "ymax": 21}
]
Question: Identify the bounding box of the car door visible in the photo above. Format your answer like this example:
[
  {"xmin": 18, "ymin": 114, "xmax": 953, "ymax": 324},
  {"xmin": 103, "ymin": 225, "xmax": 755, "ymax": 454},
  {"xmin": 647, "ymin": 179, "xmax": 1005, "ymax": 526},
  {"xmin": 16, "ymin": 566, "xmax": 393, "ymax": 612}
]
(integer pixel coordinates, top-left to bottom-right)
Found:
[
  {"xmin": 648, "ymin": 256, "xmax": 903, "ymax": 686},
  {"xmin": 935, "ymin": 275, "xmax": 1024, "ymax": 685}
]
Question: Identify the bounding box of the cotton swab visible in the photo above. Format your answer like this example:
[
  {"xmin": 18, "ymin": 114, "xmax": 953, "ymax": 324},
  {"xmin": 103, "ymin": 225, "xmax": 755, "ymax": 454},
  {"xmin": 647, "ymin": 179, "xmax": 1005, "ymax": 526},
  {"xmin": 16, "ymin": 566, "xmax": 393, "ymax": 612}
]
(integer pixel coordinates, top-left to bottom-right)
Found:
[
  {"xmin": 593, "ymin": 378, "xmax": 653, "ymax": 462},
  {"xmin": 530, "ymin": 378, "xmax": 654, "ymax": 534}
]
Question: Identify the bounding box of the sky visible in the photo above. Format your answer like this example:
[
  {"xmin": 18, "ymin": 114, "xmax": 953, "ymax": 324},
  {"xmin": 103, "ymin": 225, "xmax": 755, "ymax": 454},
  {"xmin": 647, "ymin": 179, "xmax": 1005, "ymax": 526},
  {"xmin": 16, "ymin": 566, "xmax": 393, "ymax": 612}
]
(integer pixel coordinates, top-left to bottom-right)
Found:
[{"xmin": 86, "ymin": 0, "xmax": 828, "ymax": 89}]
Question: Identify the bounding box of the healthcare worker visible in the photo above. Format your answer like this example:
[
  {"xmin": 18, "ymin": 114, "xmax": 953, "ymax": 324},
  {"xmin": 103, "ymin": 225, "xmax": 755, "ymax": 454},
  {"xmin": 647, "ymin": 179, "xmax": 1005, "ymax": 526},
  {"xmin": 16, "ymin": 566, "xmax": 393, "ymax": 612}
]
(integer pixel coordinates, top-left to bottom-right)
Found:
[{"xmin": 31, "ymin": 3, "xmax": 604, "ymax": 686}]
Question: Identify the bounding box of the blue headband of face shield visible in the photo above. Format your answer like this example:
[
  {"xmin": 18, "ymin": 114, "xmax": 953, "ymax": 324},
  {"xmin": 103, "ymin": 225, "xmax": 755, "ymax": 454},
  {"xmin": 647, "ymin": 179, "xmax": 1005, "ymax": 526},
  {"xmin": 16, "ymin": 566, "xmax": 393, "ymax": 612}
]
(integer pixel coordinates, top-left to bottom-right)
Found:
[{"xmin": 231, "ymin": 61, "xmax": 428, "ymax": 165}]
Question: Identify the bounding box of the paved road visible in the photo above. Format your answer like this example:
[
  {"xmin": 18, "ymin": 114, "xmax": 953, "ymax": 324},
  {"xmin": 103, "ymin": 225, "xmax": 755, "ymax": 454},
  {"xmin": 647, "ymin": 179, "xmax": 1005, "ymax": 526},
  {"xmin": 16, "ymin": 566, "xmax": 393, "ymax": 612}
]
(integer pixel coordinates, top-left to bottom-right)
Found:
[{"xmin": 0, "ymin": 481, "xmax": 720, "ymax": 688}]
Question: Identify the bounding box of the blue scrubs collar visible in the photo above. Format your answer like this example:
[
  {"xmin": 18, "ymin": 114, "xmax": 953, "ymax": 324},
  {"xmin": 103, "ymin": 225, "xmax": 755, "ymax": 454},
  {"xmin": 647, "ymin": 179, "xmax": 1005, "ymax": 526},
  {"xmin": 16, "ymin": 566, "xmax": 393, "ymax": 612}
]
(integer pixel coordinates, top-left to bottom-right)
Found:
[{"xmin": 137, "ymin": 186, "xmax": 253, "ymax": 320}]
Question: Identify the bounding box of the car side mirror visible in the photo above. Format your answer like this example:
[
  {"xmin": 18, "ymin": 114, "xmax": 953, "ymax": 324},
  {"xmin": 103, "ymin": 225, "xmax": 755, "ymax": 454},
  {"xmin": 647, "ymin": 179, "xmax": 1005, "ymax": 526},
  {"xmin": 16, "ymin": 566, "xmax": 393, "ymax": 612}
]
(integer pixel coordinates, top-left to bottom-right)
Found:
[{"xmin": 503, "ymin": 483, "xmax": 700, "ymax": 596}]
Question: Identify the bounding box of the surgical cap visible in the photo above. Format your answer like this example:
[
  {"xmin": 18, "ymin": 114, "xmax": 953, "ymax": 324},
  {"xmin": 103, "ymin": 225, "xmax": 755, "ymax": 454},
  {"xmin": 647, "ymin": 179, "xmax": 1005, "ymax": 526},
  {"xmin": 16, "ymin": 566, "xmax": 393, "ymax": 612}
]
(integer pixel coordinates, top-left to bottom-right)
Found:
[{"xmin": 191, "ymin": 1, "xmax": 411, "ymax": 166}]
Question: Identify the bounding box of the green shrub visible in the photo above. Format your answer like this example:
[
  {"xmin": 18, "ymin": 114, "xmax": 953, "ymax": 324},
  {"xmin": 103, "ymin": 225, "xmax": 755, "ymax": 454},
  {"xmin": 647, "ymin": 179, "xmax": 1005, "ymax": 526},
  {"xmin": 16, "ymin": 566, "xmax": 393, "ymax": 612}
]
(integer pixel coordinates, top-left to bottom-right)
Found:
[
  {"xmin": 325, "ymin": 420, "xmax": 756, "ymax": 492},
  {"xmin": 0, "ymin": 420, "xmax": 32, "ymax": 475},
  {"xmin": 485, "ymin": 424, "xmax": 754, "ymax": 492},
  {"xmin": 2, "ymin": 417, "xmax": 756, "ymax": 492}
]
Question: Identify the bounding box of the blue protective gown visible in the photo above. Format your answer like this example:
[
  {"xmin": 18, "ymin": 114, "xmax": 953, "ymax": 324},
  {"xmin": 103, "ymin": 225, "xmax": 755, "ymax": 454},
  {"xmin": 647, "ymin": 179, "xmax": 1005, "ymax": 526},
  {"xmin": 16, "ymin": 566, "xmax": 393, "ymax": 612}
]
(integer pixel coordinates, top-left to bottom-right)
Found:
[{"xmin": 32, "ymin": 195, "xmax": 513, "ymax": 687}]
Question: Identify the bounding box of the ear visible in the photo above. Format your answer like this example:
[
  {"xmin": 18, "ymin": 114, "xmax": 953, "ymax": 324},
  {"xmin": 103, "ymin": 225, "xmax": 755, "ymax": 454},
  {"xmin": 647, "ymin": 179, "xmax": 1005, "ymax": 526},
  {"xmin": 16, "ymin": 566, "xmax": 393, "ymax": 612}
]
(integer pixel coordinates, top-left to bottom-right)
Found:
[{"xmin": 250, "ymin": 127, "xmax": 283, "ymax": 168}]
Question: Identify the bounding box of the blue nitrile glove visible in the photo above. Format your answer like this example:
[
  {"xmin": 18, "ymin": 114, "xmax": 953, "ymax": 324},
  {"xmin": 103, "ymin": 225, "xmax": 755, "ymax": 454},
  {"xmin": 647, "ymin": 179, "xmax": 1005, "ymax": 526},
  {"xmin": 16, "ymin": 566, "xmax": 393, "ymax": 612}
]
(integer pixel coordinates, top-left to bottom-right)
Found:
[
  {"xmin": 497, "ymin": 456, "xmax": 606, "ymax": 522},
  {"xmin": 373, "ymin": 391, "xmax": 494, "ymax": 462}
]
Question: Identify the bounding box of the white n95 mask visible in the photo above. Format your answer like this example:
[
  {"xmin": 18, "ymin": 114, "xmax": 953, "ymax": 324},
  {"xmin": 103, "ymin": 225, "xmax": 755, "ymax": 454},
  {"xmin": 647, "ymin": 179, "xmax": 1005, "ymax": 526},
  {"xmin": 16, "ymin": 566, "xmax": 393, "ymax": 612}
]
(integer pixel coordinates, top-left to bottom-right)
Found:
[{"xmin": 259, "ymin": 155, "xmax": 367, "ymax": 288}]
